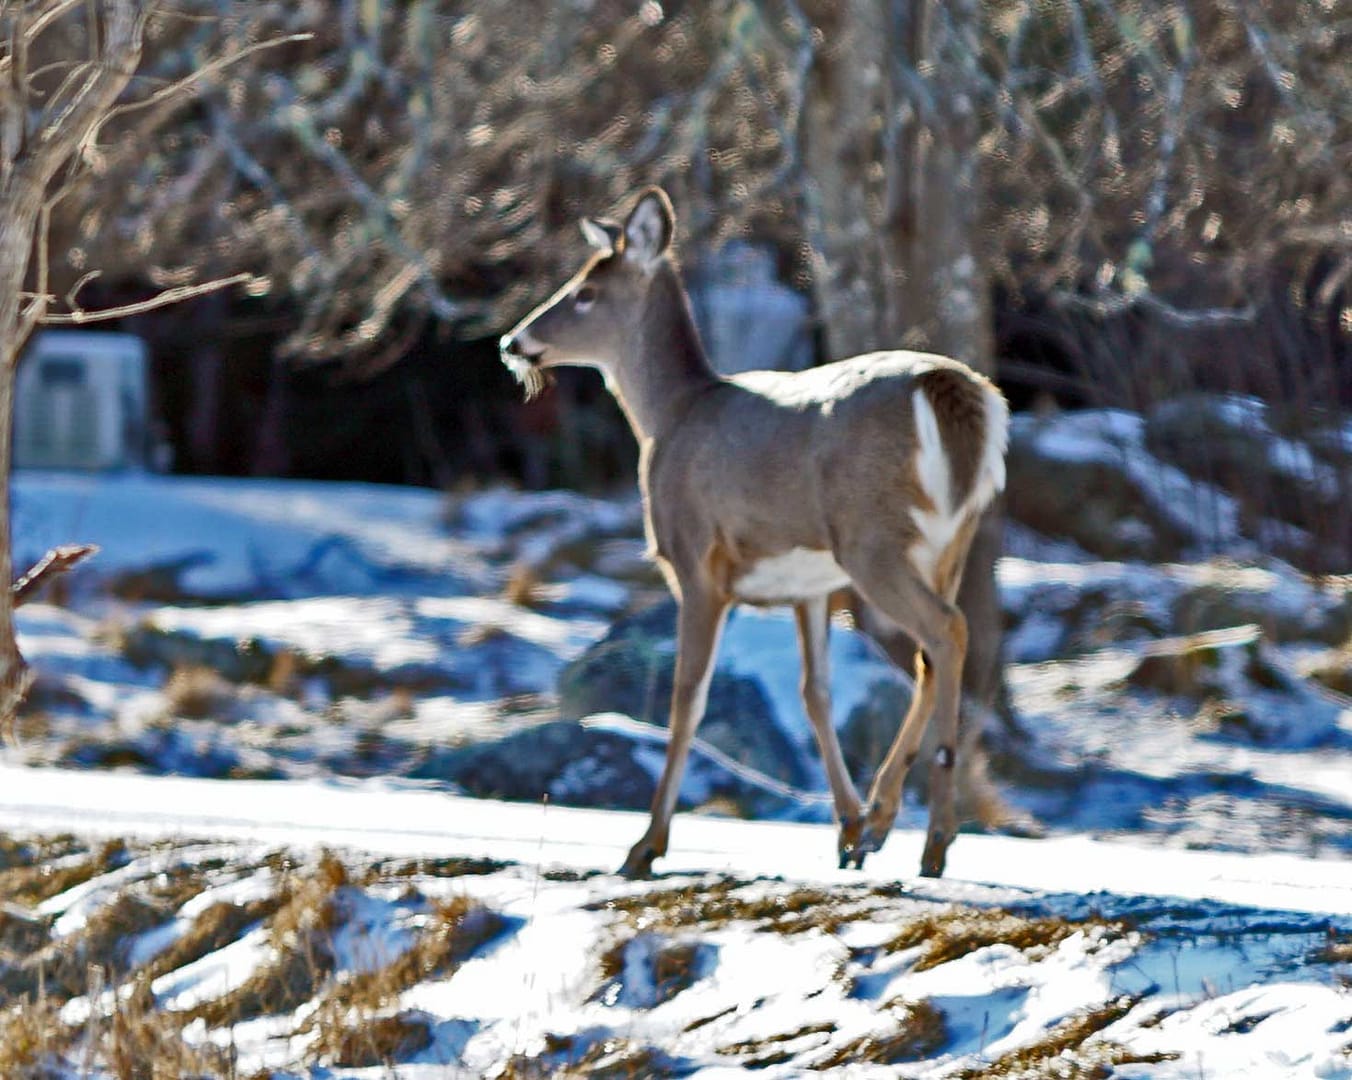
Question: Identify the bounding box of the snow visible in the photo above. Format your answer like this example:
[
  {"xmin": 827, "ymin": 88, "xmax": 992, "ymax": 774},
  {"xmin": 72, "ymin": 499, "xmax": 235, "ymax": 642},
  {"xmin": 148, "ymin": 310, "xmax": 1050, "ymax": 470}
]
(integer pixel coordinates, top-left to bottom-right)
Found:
[
  {"xmin": 1, "ymin": 764, "xmax": 1349, "ymax": 919},
  {"xmin": 8, "ymin": 769, "xmax": 1349, "ymax": 1076},
  {"xmin": 6, "ymin": 468, "xmax": 1352, "ymax": 1076}
]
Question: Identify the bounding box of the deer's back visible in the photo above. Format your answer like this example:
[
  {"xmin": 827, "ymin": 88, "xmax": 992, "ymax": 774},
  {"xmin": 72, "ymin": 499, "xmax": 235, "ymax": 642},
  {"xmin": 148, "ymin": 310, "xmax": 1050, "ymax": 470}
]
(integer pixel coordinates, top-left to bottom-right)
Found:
[{"xmin": 644, "ymin": 350, "xmax": 1005, "ymax": 581}]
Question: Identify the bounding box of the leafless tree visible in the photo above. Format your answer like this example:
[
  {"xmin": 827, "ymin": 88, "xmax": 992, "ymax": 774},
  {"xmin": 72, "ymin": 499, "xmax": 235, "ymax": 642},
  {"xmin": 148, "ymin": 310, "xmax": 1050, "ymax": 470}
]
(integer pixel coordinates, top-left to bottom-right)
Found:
[
  {"xmin": 0, "ymin": 1, "xmax": 151, "ymax": 720},
  {"xmin": 22, "ymin": 0, "xmax": 1347, "ymax": 709},
  {"xmin": 0, "ymin": 0, "xmax": 288, "ymax": 726}
]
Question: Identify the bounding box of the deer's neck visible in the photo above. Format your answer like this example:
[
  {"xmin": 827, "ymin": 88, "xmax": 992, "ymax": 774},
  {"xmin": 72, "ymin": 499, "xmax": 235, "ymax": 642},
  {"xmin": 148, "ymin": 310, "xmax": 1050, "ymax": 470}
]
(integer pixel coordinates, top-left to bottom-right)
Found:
[{"xmin": 612, "ymin": 264, "xmax": 719, "ymax": 442}]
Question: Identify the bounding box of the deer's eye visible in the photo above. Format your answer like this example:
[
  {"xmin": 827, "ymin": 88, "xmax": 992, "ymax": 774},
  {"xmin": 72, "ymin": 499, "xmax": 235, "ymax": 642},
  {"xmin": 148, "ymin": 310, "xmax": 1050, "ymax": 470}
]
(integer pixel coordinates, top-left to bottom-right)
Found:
[{"xmin": 574, "ymin": 285, "xmax": 598, "ymax": 311}]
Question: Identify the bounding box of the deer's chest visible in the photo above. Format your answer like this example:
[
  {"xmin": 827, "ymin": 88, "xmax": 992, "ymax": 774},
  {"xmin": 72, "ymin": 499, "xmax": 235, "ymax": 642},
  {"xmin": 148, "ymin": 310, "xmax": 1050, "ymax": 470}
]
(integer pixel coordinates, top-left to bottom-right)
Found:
[{"xmin": 733, "ymin": 547, "xmax": 852, "ymax": 603}]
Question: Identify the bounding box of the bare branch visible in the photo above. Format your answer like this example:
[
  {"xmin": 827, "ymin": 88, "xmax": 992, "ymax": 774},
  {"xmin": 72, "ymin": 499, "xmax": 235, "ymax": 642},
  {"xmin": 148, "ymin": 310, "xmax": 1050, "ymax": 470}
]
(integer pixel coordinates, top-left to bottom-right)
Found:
[
  {"xmin": 94, "ymin": 31, "xmax": 313, "ymax": 134},
  {"xmin": 39, "ymin": 271, "xmax": 255, "ymax": 324},
  {"xmin": 12, "ymin": 544, "xmax": 99, "ymax": 608}
]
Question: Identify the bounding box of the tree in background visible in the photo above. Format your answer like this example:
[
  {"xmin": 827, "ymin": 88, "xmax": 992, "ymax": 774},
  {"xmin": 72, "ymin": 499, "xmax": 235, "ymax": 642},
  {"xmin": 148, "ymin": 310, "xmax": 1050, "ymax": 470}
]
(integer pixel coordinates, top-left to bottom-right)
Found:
[
  {"xmin": 796, "ymin": 0, "xmax": 1010, "ymax": 814},
  {"xmin": 0, "ymin": 1, "xmax": 283, "ymax": 726},
  {"xmin": 23, "ymin": 1, "xmax": 1349, "ymax": 727},
  {"xmin": 0, "ymin": 1, "xmax": 149, "ymax": 720},
  {"xmin": 49, "ymin": 1, "xmax": 1346, "ymax": 382}
]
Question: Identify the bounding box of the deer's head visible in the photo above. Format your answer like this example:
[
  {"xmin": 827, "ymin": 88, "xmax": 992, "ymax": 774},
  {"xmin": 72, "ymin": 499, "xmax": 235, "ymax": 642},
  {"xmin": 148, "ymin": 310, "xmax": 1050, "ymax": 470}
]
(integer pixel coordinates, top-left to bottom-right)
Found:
[{"xmin": 500, "ymin": 187, "xmax": 675, "ymax": 399}]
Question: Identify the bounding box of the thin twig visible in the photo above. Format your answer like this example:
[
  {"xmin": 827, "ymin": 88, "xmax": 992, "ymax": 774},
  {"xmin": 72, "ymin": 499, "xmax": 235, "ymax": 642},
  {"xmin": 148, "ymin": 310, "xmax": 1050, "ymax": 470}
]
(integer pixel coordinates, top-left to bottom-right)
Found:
[
  {"xmin": 12, "ymin": 545, "xmax": 99, "ymax": 608},
  {"xmin": 94, "ymin": 32, "xmax": 314, "ymax": 135},
  {"xmin": 39, "ymin": 271, "xmax": 254, "ymax": 324}
]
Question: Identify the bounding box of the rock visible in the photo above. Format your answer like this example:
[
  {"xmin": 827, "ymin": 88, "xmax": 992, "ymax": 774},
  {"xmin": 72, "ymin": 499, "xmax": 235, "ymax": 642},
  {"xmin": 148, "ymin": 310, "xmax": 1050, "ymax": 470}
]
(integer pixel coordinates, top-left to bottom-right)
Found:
[
  {"xmin": 838, "ymin": 681, "xmax": 908, "ymax": 791},
  {"xmin": 1122, "ymin": 625, "xmax": 1261, "ymax": 698},
  {"xmin": 122, "ymin": 623, "xmax": 276, "ymax": 684},
  {"xmin": 422, "ymin": 720, "xmax": 659, "ymax": 810},
  {"xmin": 1172, "ymin": 581, "xmax": 1352, "ymax": 647},
  {"xmin": 1306, "ymin": 649, "xmax": 1352, "ymax": 697},
  {"xmin": 557, "ymin": 600, "xmax": 806, "ymax": 797},
  {"xmin": 1005, "ymin": 415, "xmax": 1191, "ymax": 562},
  {"xmin": 1145, "ymin": 395, "xmax": 1349, "ymax": 573},
  {"xmin": 1122, "ymin": 624, "xmax": 1341, "ymax": 747}
]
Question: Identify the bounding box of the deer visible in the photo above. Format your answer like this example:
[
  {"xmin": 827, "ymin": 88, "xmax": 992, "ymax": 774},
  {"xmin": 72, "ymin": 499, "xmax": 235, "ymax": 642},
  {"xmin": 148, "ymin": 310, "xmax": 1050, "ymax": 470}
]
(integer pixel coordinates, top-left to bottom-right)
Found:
[{"xmin": 500, "ymin": 187, "xmax": 1008, "ymax": 880}]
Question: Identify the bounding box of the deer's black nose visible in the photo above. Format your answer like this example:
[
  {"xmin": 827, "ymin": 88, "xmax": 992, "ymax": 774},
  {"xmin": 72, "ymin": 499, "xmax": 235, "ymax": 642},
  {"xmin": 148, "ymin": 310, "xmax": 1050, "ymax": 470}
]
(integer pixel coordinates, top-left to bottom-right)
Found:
[{"xmin": 499, "ymin": 333, "xmax": 523, "ymax": 358}]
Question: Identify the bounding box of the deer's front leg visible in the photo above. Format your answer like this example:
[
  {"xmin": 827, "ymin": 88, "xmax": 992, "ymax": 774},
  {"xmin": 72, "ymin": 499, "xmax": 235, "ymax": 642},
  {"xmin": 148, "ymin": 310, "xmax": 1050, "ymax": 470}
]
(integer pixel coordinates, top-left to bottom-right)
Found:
[
  {"xmin": 793, "ymin": 598, "xmax": 864, "ymax": 868},
  {"xmin": 620, "ymin": 589, "xmax": 729, "ymax": 879}
]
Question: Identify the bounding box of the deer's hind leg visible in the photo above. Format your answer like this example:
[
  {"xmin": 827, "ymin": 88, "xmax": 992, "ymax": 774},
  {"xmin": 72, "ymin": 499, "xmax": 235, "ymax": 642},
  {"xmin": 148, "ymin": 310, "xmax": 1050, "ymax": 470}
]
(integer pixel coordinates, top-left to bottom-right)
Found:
[
  {"xmin": 837, "ymin": 548, "xmax": 968, "ymax": 877},
  {"xmin": 793, "ymin": 597, "xmax": 864, "ymax": 868}
]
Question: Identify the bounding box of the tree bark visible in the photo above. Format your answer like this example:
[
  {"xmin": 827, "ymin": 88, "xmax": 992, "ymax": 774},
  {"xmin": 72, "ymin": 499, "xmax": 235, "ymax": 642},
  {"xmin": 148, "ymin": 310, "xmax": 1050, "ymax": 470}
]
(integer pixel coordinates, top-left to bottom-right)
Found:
[{"xmin": 0, "ymin": 1, "xmax": 145, "ymax": 727}]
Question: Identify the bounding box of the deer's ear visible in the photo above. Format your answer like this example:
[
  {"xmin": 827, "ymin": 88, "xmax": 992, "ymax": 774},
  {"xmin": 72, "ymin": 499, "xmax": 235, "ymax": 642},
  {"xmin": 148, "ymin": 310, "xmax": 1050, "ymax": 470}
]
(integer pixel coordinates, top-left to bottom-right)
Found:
[
  {"xmin": 623, "ymin": 187, "xmax": 674, "ymax": 270},
  {"xmin": 581, "ymin": 217, "xmax": 621, "ymax": 253}
]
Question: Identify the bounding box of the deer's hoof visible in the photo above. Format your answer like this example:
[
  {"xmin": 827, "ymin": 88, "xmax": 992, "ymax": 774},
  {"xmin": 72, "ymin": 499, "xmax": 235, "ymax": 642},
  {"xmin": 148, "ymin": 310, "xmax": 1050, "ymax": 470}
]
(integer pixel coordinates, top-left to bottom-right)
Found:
[
  {"xmin": 919, "ymin": 832, "xmax": 950, "ymax": 879},
  {"xmin": 837, "ymin": 816, "xmax": 865, "ymax": 870},
  {"xmin": 841, "ymin": 822, "xmax": 887, "ymax": 870},
  {"xmin": 619, "ymin": 842, "xmax": 658, "ymax": 880},
  {"xmin": 838, "ymin": 848, "xmax": 868, "ymax": 871}
]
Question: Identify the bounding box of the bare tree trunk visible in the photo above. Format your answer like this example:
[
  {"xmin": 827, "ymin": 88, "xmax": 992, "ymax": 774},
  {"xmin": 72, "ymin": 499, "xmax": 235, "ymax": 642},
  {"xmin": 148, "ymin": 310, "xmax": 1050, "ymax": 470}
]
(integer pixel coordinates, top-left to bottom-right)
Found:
[
  {"xmin": 0, "ymin": 183, "xmax": 47, "ymax": 717},
  {"xmin": 0, "ymin": 1, "xmax": 145, "ymax": 726},
  {"xmin": 801, "ymin": 0, "xmax": 1015, "ymax": 822}
]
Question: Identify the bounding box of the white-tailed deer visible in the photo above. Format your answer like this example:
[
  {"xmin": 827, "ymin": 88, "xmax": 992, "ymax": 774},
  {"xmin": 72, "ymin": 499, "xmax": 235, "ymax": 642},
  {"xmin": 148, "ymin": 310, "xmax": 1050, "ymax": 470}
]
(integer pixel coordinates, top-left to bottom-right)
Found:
[{"xmin": 501, "ymin": 188, "xmax": 1008, "ymax": 879}]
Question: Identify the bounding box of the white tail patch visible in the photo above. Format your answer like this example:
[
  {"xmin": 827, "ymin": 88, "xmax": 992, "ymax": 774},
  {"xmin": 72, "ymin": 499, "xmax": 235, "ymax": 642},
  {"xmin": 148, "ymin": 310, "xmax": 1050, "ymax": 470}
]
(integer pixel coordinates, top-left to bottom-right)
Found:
[
  {"xmin": 912, "ymin": 389, "xmax": 952, "ymax": 517},
  {"xmin": 908, "ymin": 383, "xmax": 1008, "ymax": 589},
  {"xmin": 909, "ymin": 389, "xmax": 958, "ymax": 587}
]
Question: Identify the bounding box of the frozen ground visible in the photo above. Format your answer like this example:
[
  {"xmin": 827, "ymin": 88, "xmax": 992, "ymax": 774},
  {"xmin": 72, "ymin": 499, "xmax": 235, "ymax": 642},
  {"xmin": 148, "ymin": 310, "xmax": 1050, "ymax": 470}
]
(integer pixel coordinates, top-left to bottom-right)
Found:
[{"xmin": 3, "ymin": 459, "xmax": 1351, "ymax": 1076}]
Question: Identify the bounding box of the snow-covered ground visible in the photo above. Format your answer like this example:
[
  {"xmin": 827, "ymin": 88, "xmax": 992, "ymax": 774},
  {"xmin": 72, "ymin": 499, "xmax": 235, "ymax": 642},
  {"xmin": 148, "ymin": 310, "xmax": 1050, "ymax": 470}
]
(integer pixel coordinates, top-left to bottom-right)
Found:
[
  {"xmin": 1, "ymin": 768, "xmax": 1350, "ymax": 1077},
  {"xmin": 5, "ymin": 457, "xmax": 1352, "ymax": 1076}
]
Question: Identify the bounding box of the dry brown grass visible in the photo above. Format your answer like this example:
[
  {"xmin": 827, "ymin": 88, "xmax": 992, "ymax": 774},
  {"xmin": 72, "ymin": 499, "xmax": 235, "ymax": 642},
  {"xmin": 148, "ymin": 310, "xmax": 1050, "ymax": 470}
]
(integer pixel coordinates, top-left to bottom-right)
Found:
[
  {"xmin": 311, "ymin": 893, "xmax": 506, "ymax": 1030},
  {"xmin": 880, "ymin": 907, "xmax": 1128, "ymax": 972},
  {"xmin": 141, "ymin": 893, "xmax": 286, "ymax": 984},
  {"xmin": 587, "ymin": 877, "xmax": 886, "ymax": 937},
  {"xmin": 368, "ymin": 854, "xmax": 512, "ymax": 881},
  {"xmin": 1313, "ymin": 932, "xmax": 1352, "ymax": 967},
  {"xmin": 813, "ymin": 999, "xmax": 948, "ymax": 1068},
  {"xmin": 504, "ymin": 561, "xmax": 548, "ymax": 608},
  {"xmin": 3, "ymin": 860, "xmax": 214, "ymax": 1004},
  {"xmin": 0, "ymin": 994, "xmax": 68, "ymax": 1078},
  {"xmin": 955, "ymin": 995, "xmax": 1176, "ymax": 1078},
  {"xmin": 594, "ymin": 933, "xmax": 709, "ymax": 1006},
  {"xmin": 96, "ymin": 977, "xmax": 236, "ymax": 1080},
  {"xmin": 312, "ymin": 1009, "xmax": 434, "ymax": 1069},
  {"xmin": 161, "ymin": 665, "xmax": 240, "ymax": 720},
  {"xmin": 293, "ymin": 888, "xmax": 505, "ymax": 1070},
  {"xmin": 496, "ymin": 1035, "xmax": 666, "ymax": 1079},
  {"xmin": 0, "ymin": 838, "xmax": 125, "ymax": 907},
  {"xmin": 186, "ymin": 851, "xmax": 349, "ymax": 1028},
  {"xmin": 0, "ymin": 904, "xmax": 52, "ymax": 961},
  {"xmin": 717, "ymin": 1022, "xmax": 837, "ymax": 1066}
]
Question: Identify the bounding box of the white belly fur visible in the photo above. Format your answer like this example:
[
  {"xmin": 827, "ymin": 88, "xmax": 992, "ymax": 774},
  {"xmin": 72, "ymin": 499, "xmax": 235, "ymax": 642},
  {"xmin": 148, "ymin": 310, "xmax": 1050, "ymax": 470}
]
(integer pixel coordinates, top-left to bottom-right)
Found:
[{"xmin": 734, "ymin": 547, "xmax": 851, "ymax": 602}]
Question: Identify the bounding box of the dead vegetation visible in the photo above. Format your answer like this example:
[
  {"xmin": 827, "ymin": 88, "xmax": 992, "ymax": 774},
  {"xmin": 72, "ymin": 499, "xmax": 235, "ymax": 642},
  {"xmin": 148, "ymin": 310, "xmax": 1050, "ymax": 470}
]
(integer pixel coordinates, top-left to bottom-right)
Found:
[
  {"xmin": 1313, "ymin": 932, "xmax": 1352, "ymax": 965},
  {"xmin": 161, "ymin": 664, "xmax": 242, "ymax": 720},
  {"xmin": 0, "ymin": 838, "xmax": 126, "ymax": 906},
  {"xmin": 495, "ymin": 1034, "xmax": 670, "ymax": 1079},
  {"xmin": 955, "ymin": 995, "xmax": 1177, "ymax": 1078},
  {"xmin": 594, "ymin": 932, "xmax": 712, "ymax": 1006},
  {"xmin": 186, "ymin": 852, "xmax": 350, "ymax": 1027},
  {"xmin": 0, "ymin": 994, "xmax": 66, "ymax": 1078},
  {"xmin": 142, "ymin": 892, "xmax": 285, "ymax": 984},
  {"xmin": 586, "ymin": 876, "xmax": 892, "ymax": 936},
  {"xmin": 310, "ymin": 892, "xmax": 507, "ymax": 1029},
  {"xmin": 716, "ymin": 1022, "xmax": 837, "ymax": 1067},
  {"xmin": 0, "ymin": 838, "xmax": 516, "ymax": 1077},
  {"xmin": 312, "ymin": 1008, "xmax": 435, "ymax": 1068},
  {"xmin": 813, "ymin": 999, "xmax": 949, "ymax": 1068},
  {"xmin": 878, "ymin": 906, "xmax": 1129, "ymax": 972}
]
